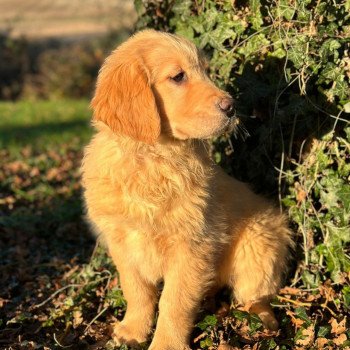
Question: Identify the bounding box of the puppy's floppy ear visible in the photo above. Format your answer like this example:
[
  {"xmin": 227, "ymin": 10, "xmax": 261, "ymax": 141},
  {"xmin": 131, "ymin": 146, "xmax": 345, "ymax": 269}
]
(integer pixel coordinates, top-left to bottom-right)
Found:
[{"xmin": 91, "ymin": 47, "xmax": 160, "ymax": 144}]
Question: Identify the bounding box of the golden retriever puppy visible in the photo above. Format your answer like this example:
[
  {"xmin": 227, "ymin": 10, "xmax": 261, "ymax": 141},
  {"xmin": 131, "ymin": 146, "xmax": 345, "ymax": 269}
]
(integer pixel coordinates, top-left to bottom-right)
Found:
[{"xmin": 82, "ymin": 30, "xmax": 292, "ymax": 350}]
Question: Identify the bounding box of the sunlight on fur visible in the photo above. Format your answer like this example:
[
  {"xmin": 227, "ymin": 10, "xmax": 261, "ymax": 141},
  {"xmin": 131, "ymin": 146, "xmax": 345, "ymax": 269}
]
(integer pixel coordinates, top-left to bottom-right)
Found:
[{"xmin": 81, "ymin": 30, "xmax": 292, "ymax": 350}]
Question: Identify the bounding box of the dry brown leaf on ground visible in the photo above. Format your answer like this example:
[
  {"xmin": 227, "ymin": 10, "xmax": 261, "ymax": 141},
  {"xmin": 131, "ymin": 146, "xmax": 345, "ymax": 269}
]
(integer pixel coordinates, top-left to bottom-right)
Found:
[
  {"xmin": 280, "ymin": 286, "xmax": 302, "ymax": 295},
  {"xmin": 6, "ymin": 160, "xmax": 30, "ymax": 172},
  {"xmin": 315, "ymin": 337, "xmax": 328, "ymax": 349},
  {"xmin": 320, "ymin": 282, "xmax": 336, "ymax": 304},
  {"xmin": 330, "ymin": 316, "xmax": 347, "ymax": 335},
  {"xmin": 295, "ymin": 326, "xmax": 315, "ymax": 347},
  {"xmin": 333, "ymin": 333, "xmax": 347, "ymax": 346},
  {"xmin": 286, "ymin": 310, "xmax": 305, "ymax": 329},
  {"xmin": 46, "ymin": 167, "xmax": 62, "ymax": 181}
]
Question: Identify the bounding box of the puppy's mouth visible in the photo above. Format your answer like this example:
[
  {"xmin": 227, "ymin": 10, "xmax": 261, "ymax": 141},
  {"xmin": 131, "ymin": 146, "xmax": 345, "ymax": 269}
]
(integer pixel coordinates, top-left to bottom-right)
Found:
[
  {"xmin": 170, "ymin": 113, "xmax": 244, "ymax": 140},
  {"xmin": 211, "ymin": 116, "xmax": 238, "ymax": 138}
]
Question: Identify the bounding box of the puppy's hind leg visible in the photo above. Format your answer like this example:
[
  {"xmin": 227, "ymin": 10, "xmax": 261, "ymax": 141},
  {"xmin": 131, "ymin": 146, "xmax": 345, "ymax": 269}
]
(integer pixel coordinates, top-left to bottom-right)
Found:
[{"xmin": 228, "ymin": 210, "xmax": 292, "ymax": 330}]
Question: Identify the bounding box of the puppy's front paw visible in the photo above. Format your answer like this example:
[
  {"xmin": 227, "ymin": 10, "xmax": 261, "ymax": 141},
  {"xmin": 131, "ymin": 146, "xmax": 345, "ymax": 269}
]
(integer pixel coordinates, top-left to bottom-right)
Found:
[
  {"xmin": 148, "ymin": 345, "xmax": 190, "ymax": 350},
  {"xmin": 148, "ymin": 339, "xmax": 190, "ymax": 350},
  {"xmin": 250, "ymin": 303, "xmax": 279, "ymax": 331},
  {"xmin": 258, "ymin": 311, "xmax": 279, "ymax": 331},
  {"xmin": 112, "ymin": 321, "xmax": 148, "ymax": 347}
]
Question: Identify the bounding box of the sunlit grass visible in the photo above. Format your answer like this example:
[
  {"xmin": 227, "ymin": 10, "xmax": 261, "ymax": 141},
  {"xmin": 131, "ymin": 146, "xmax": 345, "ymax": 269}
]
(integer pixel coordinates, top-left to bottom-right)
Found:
[{"xmin": 0, "ymin": 99, "xmax": 92, "ymax": 154}]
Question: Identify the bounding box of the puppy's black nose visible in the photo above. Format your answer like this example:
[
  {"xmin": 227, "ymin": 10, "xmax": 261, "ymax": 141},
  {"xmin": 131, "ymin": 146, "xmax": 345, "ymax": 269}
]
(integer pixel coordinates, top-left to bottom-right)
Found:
[{"xmin": 219, "ymin": 97, "xmax": 234, "ymax": 114}]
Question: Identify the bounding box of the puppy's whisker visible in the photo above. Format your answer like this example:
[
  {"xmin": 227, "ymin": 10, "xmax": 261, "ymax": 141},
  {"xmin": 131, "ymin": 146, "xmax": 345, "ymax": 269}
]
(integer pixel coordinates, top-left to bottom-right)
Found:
[
  {"xmin": 225, "ymin": 116, "xmax": 250, "ymax": 141},
  {"xmin": 233, "ymin": 119, "xmax": 250, "ymax": 141}
]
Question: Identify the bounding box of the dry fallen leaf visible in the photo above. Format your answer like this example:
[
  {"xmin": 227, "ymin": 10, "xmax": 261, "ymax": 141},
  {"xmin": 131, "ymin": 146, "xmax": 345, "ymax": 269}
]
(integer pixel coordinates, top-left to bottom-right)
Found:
[
  {"xmin": 315, "ymin": 337, "xmax": 328, "ymax": 349},
  {"xmin": 73, "ymin": 310, "xmax": 83, "ymax": 328},
  {"xmin": 280, "ymin": 286, "xmax": 302, "ymax": 295},
  {"xmin": 286, "ymin": 310, "xmax": 305, "ymax": 329},
  {"xmin": 333, "ymin": 333, "xmax": 347, "ymax": 346},
  {"xmin": 46, "ymin": 167, "xmax": 62, "ymax": 181},
  {"xmin": 330, "ymin": 317, "xmax": 347, "ymax": 335},
  {"xmin": 295, "ymin": 326, "xmax": 315, "ymax": 346}
]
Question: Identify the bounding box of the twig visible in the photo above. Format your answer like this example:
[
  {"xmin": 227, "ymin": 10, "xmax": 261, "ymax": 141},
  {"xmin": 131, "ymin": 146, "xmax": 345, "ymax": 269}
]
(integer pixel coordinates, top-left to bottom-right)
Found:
[
  {"xmin": 278, "ymin": 141, "xmax": 285, "ymax": 213},
  {"xmin": 332, "ymin": 109, "xmax": 345, "ymax": 132},
  {"xmin": 321, "ymin": 304, "xmax": 337, "ymax": 317},
  {"xmin": 32, "ymin": 284, "xmax": 81, "ymax": 309},
  {"xmin": 305, "ymin": 95, "xmax": 350, "ymax": 124},
  {"xmin": 53, "ymin": 333, "xmax": 73, "ymax": 348},
  {"xmin": 270, "ymin": 303, "xmax": 290, "ymax": 308},
  {"xmin": 277, "ymin": 296, "xmax": 312, "ymax": 307},
  {"xmin": 84, "ymin": 306, "xmax": 109, "ymax": 334},
  {"xmin": 301, "ymin": 202, "xmax": 310, "ymax": 269}
]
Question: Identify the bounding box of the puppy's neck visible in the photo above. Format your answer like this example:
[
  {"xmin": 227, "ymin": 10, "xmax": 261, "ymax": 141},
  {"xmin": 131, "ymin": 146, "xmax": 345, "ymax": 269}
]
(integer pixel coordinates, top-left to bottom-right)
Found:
[{"xmin": 95, "ymin": 121, "xmax": 212, "ymax": 163}]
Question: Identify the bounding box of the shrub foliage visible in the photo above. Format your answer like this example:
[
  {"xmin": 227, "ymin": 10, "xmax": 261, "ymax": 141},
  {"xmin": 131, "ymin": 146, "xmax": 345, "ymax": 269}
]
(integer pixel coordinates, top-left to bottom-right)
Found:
[
  {"xmin": 0, "ymin": 30, "xmax": 131, "ymax": 100},
  {"xmin": 135, "ymin": 0, "xmax": 350, "ymax": 288}
]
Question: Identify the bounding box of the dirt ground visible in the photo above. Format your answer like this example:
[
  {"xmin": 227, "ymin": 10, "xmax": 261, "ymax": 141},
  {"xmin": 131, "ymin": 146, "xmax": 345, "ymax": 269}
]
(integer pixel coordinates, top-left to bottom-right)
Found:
[{"xmin": 0, "ymin": 0, "xmax": 137, "ymax": 40}]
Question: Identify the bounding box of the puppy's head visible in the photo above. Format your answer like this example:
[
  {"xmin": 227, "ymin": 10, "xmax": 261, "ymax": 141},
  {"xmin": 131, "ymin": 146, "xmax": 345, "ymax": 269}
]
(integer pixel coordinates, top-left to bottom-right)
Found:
[{"xmin": 92, "ymin": 30, "xmax": 235, "ymax": 144}]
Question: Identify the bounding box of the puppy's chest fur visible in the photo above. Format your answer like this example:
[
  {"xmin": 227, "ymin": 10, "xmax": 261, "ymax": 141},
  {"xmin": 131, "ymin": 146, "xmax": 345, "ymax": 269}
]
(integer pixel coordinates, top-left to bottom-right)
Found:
[{"xmin": 82, "ymin": 129, "xmax": 228, "ymax": 243}]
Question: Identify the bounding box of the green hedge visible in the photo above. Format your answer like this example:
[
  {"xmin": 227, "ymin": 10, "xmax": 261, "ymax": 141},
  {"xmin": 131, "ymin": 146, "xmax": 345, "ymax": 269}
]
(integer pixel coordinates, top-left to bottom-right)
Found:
[{"xmin": 135, "ymin": 0, "xmax": 350, "ymax": 287}]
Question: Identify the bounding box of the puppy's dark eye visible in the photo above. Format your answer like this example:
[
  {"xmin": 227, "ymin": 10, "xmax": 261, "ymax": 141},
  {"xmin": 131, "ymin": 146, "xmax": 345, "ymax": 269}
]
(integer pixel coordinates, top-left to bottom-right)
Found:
[{"xmin": 171, "ymin": 71, "xmax": 185, "ymax": 83}]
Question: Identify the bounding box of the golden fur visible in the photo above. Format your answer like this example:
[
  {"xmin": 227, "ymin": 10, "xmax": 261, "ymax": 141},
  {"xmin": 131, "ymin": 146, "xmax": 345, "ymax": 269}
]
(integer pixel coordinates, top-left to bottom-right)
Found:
[{"xmin": 82, "ymin": 30, "xmax": 292, "ymax": 350}]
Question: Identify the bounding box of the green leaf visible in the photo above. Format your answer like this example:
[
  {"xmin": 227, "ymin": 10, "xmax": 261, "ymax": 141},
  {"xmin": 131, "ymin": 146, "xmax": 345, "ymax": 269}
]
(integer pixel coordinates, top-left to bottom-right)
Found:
[
  {"xmin": 248, "ymin": 0, "xmax": 263, "ymax": 29},
  {"xmin": 294, "ymin": 307, "xmax": 312, "ymax": 326},
  {"xmin": 172, "ymin": 0, "xmax": 192, "ymax": 18},
  {"xmin": 174, "ymin": 22, "xmax": 194, "ymax": 40},
  {"xmin": 302, "ymin": 266, "xmax": 319, "ymax": 288},
  {"xmin": 261, "ymin": 338, "xmax": 278, "ymax": 349},
  {"xmin": 276, "ymin": 0, "xmax": 296, "ymax": 20},
  {"xmin": 343, "ymin": 286, "xmax": 350, "ymax": 309},
  {"xmin": 326, "ymin": 225, "xmax": 350, "ymax": 244},
  {"xmin": 199, "ymin": 337, "xmax": 213, "ymax": 348},
  {"xmin": 203, "ymin": 8, "xmax": 218, "ymax": 31},
  {"xmin": 320, "ymin": 39, "xmax": 341, "ymax": 60},
  {"xmin": 196, "ymin": 315, "xmax": 217, "ymax": 330},
  {"xmin": 337, "ymin": 185, "xmax": 350, "ymax": 212},
  {"xmin": 238, "ymin": 34, "xmax": 270, "ymax": 58},
  {"xmin": 134, "ymin": 0, "xmax": 146, "ymax": 16},
  {"xmin": 106, "ymin": 289, "xmax": 126, "ymax": 309},
  {"xmin": 231, "ymin": 309, "xmax": 249, "ymax": 321},
  {"xmin": 317, "ymin": 325, "xmax": 330, "ymax": 337},
  {"xmin": 249, "ymin": 313, "xmax": 263, "ymax": 333},
  {"xmin": 269, "ymin": 47, "xmax": 286, "ymax": 59}
]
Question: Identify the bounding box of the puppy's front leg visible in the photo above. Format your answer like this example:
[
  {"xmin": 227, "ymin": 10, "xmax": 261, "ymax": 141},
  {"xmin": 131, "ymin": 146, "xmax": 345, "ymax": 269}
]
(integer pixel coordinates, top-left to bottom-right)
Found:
[
  {"xmin": 108, "ymin": 246, "xmax": 158, "ymax": 346},
  {"xmin": 149, "ymin": 250, "xmax": 214, "ymax": 350}
]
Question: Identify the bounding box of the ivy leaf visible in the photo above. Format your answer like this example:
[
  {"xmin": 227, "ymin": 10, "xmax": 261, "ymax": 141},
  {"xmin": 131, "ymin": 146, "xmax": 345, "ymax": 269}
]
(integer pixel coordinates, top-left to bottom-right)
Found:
[
  {"xmin": 172, "ymin": 0, "xmax": 192, "ymax": 18},
  {"xmin": 318, "ymin": 325, "xmax": 331, "ymax": 337},
  {"xmin": 197, "ymin": 315, "xmax": 217, "ymax": 330},
  {"xmin": 320, "ymin": 39, "xmax": 341, "ymax": 61},
  {"xmin": 295, "ymin": 307, "xmax": 312, "ymax": 326},
  {"xmin": 248, "ymin": 0, "xmax": 263, "ymax": 29},
  {"xmin": 276, "ymin": 0, "xmax": 296, "ymax": 20},
  {"xmin": 174, "ymin": 21, "xmax": 194, "ymax": 40},
  {"xmin": 238, "ymin": 33, "xmax": 270, "ymax": 58}
]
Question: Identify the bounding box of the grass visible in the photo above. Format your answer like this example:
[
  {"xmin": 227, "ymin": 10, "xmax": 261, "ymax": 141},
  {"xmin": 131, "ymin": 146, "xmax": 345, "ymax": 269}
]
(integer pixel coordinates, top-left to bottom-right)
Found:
[
  {"xmin": 0, "ymin": 99, "xmax": 91, "ymax": 152},
  {"xmin": 0, "ymin": 99, "xmax": 349, "ymax": 349}
]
